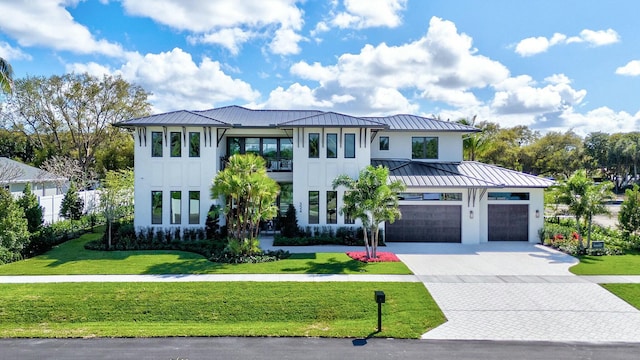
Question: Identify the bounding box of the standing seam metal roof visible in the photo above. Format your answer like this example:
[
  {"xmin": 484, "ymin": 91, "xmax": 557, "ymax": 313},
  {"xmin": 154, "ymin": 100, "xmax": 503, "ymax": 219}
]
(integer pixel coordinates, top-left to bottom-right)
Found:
[{"xmin": 372, "ymin": 159, "xmax": 554, "ymax": 188}]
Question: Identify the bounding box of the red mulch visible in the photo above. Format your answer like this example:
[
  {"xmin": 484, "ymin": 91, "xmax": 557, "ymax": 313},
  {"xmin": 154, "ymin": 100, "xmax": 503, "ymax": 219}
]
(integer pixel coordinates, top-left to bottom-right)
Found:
[{"xmin": 346, "ymin": 251, "xmax": 401, "ymax": 263}]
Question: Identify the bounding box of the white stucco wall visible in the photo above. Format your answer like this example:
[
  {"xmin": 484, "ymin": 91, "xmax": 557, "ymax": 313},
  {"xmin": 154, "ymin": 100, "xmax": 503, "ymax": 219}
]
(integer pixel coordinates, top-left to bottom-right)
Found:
[
  {"xmin": 133, "ymin": 126, "xmax": 219, "ymax": 230},
  {"xmin": 370, "ymin": 131, "xmax": 463, "ymax": 162}
]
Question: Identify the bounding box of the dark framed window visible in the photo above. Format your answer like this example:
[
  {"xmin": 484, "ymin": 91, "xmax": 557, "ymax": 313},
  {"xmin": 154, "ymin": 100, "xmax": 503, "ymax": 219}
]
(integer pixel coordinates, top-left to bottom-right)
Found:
[
  {"xmin": 327, "ymin": 133, "xmax": 337, "ymax": 158},
  {"xmin": 309, "ymin": 133, "xmax": 319, "ymax": 158},
  {"xmin": 151, "ymin": 191, "xmax": 162, "ymax": 224},
  {"xmin": 327, "ymin": 191, "xmax": 337, "ymax": 224},
  {"xmin": 488, "ymin": 192, "xmax": 530, "ymax": 200},
  {"xmin": 412, "ymin": 137, "xmax": 438, "ymax": 159},
  {"xmin": 344, "ymin": 133, "xmax": 355, "ymax": 158},
  {"xmin": 309, "ymin": 191, "xmax": 319, "ymax": 224},
  {"xmin": 189, "ymin": 132, "xmax": 200, "ymax": 157},
  {"xmin": 189, "ymin": 191, "xmax": 200, "ymax": 224},
  {"xmin": 228, "ymin": 137, "xmax": 242, "ymax": 156},
  {"xmin": 245, "ymin": 138, "xmax": 260, "ymax": 154},
  {"xmin": 170, "ymin": 191, "xmax": 181, "ymax": 224},
  {"xmin": 280, "ymin": 138, "xmax": 293, "ymax": 160},
  {"xmin": 379, "ymin": 136, "xmax": 389, "ymax": 151},
  {"xmin": 170, "ymin": 132, "xmax": 181, "ymax": 157},
  {"xmin": 398, "ymin": 192, "xmax": 462, "ymax": 201},
  {"xmin": 151, "ymin": 132, "xmax": 163, "ymax": 157}
]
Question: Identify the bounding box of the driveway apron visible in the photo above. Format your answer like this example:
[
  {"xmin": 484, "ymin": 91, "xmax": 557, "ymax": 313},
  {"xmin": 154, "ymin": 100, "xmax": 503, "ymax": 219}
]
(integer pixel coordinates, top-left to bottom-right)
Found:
[{"xmin": 391, "ymin": 242, "xmax": 640, "ymax": 343}]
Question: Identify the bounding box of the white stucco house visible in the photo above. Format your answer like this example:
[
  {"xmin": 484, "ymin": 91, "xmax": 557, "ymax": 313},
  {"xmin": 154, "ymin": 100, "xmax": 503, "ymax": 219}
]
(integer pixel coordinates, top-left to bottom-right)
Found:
[{"xmin": 116, "ymin": 105, "xmax": 553, "ymax": 244}]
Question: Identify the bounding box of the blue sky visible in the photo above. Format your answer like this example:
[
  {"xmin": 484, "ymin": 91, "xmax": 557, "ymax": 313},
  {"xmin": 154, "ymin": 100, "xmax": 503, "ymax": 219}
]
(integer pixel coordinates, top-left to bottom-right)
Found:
[{"xmin": 1, "ymin": 0, "xmax": 639, "ymax": 135}]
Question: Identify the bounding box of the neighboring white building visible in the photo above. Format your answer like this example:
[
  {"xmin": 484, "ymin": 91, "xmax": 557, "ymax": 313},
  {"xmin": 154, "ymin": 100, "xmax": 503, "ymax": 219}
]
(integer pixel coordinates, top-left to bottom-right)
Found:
[
  {"xmin": 116, "ymin": 105, "xmax": 553, "ymax": 244},
  {"xmin": 0, "ymin": 157, "xmax": 65, "ymax": 197}
]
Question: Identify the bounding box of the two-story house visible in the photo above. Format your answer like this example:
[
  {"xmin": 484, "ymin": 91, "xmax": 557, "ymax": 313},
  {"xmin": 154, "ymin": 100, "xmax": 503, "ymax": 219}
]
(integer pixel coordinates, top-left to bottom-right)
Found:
[{"xmin": 116, "ymin": 105, "xmax": 553, "ymax": 244}]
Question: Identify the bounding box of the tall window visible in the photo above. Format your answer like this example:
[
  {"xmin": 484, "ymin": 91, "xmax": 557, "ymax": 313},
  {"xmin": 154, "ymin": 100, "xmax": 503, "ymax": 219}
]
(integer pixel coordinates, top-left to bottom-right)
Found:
[
  {"xmin": 151, "ymin": 191, "xmax": 162, "ymax": 224},
  {"xmin": 228, "ymin": 137, "xmax": 242, "ymax": 155},
  {"xmin": 309, "ymin": 191, "xmax": 319, "ymax": 224},
  {"xmin": 412, "ymin": 137, "xmax": 438, "ymax": 159},
  {"xmin": 189, "ymin": 191, "xmax": 200, "ymax": 224},
  {"xmin": 326, "ymin": 191, "xmax": 337, "ymax": 224},
  {"xmin": 344, "ymin": 133, "xmax": 355, "ymax": 158},
  {"xmin": 170, "ymin": 132, "xmax": 181, "ymax": 157},
  {"xmin": 309, "ymin": 133, "xmax": 319, "ymax": 158},
  {"xmin": 245, "ymin": 138, "xmax": 260, "ymax": 154},
  {"xmin": 379, "ymin": 136, "xmax": 389, "ymax": 151},
  {"xmin": 170, "ymin": 191, "xmax": 181, "ymax": 224},
  {"xmin": 152, "ymin": 132, "xmax": 163, "ymax": 157},
  {"xmin": 189, "ymin": 132, "xmax": 200, "ymax": 157},
  {"xmin": 326, "ymin": 133, "xmax": 337, "ymax": 158}
]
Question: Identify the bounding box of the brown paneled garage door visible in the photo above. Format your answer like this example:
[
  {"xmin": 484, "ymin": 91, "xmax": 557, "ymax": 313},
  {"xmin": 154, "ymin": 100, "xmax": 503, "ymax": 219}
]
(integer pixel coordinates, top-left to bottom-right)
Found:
[
  {"xmin": 386, "ymin": 205, "xmax": 461, "ymax": 242},
  {"xmin": 488, "ymin": 204, "xmax": 529, "ymax": 241}
]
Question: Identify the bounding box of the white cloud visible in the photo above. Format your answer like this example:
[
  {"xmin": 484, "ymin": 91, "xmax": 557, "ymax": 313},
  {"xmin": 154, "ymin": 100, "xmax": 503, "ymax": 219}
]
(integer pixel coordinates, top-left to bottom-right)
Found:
[
  {"xmin": 616, "ymin": 60, "xmax": 640, "ymax": 76},
  {"xmin": 0, "ymin": 41, "xmax": 31, "ymax": 61},
  {"xmin": 67, "ymin": 48, "xmax": 260, "ymax": 112},
  {"xmin": 0, "ymin": 0, "xmax": 124, "ymax": 57},
  {"xmin": 553, "ymin": 107, "xmax": 640, "ymax": 135},
  {"xmin": 331, "ymin": 0, "xmax": 407, "ymax": 29},
  {"xmin": 257, "ymin": 83, "xmax": 333, "ymax": 109},
  {"xmin": 65, "ymin": 61, "xmax": 113, "ymax": 77},
  {"xmin": 121, "ymin": 0, "xmax": 305, "ymax": 55},
  {"xmin": 514, "ymin": 28, "xmax": 619, "ymax": 57},
  {"xmin": 189, "ymin": 28, "xmax": 257, "ymax": 56},
  {"xmin": 290, "ymin": 61, "xmax": 337, "ymax": 82}
]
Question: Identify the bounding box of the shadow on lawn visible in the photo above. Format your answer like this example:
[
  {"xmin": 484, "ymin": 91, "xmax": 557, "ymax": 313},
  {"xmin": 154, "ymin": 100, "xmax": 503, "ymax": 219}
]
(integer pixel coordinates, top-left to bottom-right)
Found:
[{"xmin": 281, "ymin": 256, "xmax": 367, "ymax": 274}]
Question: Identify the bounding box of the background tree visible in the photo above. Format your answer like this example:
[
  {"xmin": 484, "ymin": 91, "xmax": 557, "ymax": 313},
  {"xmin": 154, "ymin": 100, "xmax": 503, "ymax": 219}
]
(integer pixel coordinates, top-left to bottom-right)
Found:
[
  {"xmin": 457, "ymin": 116, "xmax": 489, "ymax": 161},
  {"xmin": 17, "ymin": 183, "xmax": 43, "ymax": 233},
  {"xmin": 551, "ymin": 170, "xmax": 614, "ymax": 248},
  {"xmin": 0, "ymin": 187, "xmax": 28, "ymax": 264},
  {"xmin": 41, "ymin": 155, "xmax": 95, "ymax": 191},
  {"xmin": 522, "ymin": 130, "xmax": 583, "ymax": 177},
  {"xmin": 211, "ymin": 153, "xmax": 280, "ymax": 241},
  {"xmin": 99, "ymin": 169, "xmax": 134, "ymax": 249},
  {"xmin": 59, "ymin": 181, "xmax": 84, "ymax": 221},
  {"xmin": 0, "ymin": 57, "xmax": 13, "ymax": 95},
  {"xmin": 4, "ymin": 73, "xmax": 150, "ymax": 173},
  {"xmin": 333, "ymin": 165, "xmax": 406, "ymax": 259},
  {"xmin": 618, "ymin": 184, "xmax": 640, "ymax": 236},
  {"xmin": 0, "ymin": 158, "xmax": 23, "ymax": 184}
]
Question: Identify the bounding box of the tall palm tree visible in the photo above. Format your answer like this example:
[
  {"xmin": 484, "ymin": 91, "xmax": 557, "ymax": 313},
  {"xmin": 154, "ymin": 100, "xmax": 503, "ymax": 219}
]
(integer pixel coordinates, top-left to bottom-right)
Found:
[
  {"xmin": 0, "ymin": 57, "xmax": 13, "ymax": 95},
  {"xmin": 333, "ymin": 165, "xmax": 406, "ymax": 258},
  {"xmin": 457, "ymin": 116, "xmax": 489, "ymax": 161}
]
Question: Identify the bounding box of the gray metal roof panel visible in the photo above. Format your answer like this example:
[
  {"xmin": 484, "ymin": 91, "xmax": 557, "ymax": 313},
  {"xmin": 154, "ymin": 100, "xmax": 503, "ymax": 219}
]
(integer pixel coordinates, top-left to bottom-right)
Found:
[
  {"xmin": 0, "ymin": 157, "xmax": 67, "ymax": 183},
  {"xmin": 365, "ymin": 115, "xmax": 479, "ymax": 132},
  {"xmin": 279, "ymin": 112, "xmax": 387, "ymax": 128},
  {"xmin": 115, "ymin": 110, "xmax": 231, "ymax": 127},
  {"xmin": 372, "ymin": 159, "xmax": 553, "ymax": 188},
  {"xmin": 195, "ymin": 106, "xmax": 324, "ymax": 127}
]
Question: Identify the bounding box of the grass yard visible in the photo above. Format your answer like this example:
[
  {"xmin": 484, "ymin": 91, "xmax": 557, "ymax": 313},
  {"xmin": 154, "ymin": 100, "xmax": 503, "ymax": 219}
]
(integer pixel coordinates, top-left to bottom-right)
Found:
[
  {"xmin": 0, "ymin": 231, "xmax": 411, "ymax": 275},
  {"xmin": 569, "ymin": 251, "xmax": 640, "ymax": 275},
  {"xmin": 602, "ymin": 284, "xmax": 640, "ymax": 310},
  {"xmin": 0, "ymin": 282, "xmax": 444, "ymax": 338}
]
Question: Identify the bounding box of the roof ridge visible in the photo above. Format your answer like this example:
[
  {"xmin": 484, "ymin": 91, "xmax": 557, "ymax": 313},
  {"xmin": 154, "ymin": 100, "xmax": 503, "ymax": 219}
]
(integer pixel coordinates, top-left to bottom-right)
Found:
[{"xmin": 415, "ymin": 161, "xmax": 504, "ymax": 187}]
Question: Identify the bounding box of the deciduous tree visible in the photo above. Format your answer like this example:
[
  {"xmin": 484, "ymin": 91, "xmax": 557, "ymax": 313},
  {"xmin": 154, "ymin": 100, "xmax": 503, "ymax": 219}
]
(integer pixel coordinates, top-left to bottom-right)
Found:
[
  {"xmin": 100, "ymin": 169, "xmax": 134, "ymax": 249},
  {"xmin": 0, "ymin": 187, "xmax": 28, "ymax": 264}
]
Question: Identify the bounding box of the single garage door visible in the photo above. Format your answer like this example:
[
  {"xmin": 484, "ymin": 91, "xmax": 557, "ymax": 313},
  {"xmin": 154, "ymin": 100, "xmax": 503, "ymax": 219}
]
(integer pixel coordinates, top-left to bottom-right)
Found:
[
  {"xmin": 386, "ymin": 205, "xmax": 461, "ymax": 242},
  {"xmin": 488, "ymin": 204, "xmax": 529, "ymax": 241}
]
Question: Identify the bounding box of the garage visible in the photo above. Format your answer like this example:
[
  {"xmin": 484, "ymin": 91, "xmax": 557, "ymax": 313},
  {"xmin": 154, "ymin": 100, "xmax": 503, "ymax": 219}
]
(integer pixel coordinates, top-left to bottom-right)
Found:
[
  {"xmin": 488, "ymin": 204, "xmax": 529, "ymax": 241},
  {"xmin": 386, "ymin": 205, "xmax": 461, "ymax": 242}
]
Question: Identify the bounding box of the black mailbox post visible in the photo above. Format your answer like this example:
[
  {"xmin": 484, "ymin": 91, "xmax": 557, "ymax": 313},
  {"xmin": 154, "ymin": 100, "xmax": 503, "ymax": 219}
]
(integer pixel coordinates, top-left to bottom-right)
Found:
[{"xmin": 374, "ymin": 290, "xmax": 385, "ymax": 332}]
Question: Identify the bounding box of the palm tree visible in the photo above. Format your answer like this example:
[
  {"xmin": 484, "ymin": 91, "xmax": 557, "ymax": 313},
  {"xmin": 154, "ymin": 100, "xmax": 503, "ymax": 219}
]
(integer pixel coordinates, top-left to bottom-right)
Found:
[
  {"xmin": 457, "ymin": 116, "xmax": 488, "ymax": 161},
  {"xmin": 0, "ymin": 57, "xmax": 13, "ymax": 95},
  {"xmin": 211, "ymin": 153, "xmax": 280, "ymax": 241},
  {"xmin": 333, "ymin": 165, "xmax": 406, "ymax": 258},
  {"xmin": 552, "ymin": 170, "xmax": 614, "ymax": 248}
]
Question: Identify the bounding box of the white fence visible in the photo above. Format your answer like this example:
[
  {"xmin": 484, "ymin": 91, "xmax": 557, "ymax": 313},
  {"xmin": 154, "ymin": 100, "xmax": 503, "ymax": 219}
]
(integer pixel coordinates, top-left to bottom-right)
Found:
[{"xmin": 39, "ymin": 190, "xmax": 101, "ymax": 224}]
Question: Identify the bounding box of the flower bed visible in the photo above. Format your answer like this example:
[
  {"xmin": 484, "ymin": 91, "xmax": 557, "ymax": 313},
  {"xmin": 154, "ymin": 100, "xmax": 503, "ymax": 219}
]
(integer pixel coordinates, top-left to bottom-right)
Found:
[{"xmin": 346, "ymin": 251, "xmax": 400, "ymax": 263}]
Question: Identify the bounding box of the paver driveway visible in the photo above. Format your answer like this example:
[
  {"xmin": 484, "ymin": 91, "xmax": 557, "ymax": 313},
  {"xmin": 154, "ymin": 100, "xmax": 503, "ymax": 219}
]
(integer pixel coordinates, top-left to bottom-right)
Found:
[{"xmin": 391, "ymin": 242, "xmax": 640, "ymax": 343}]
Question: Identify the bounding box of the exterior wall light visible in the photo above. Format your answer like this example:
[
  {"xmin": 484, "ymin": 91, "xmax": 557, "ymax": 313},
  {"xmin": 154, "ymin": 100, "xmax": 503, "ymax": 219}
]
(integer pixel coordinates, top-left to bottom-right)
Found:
[
  {"xmin": 535, "ymin": 210, "xmax": 540, "ymax": 218},
  {"xmin": 469, "ymin": 210, "xmax": 474, "ymax": 219}
]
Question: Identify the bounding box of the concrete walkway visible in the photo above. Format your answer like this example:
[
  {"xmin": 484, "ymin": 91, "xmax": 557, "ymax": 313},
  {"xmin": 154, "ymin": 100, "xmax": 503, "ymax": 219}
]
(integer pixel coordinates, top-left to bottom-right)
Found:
[{"xmin": 2, "ymin": 238, "xmax": 640, "ymax": 343}]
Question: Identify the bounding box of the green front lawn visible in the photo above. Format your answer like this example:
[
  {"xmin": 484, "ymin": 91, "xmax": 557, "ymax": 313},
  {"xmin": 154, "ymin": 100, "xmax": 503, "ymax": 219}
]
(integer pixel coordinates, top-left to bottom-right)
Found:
[
  {"xmin": 569, "ymin": 251, "xmax": 640, "ymax": 275},
  {"xmin": 602, "ymin": 284, "xmax": 640, "ymax": 309},
  {"xmin": 0, "ymin": 231, "xmax": 411, "ymax": 275},
  {"xmin": 0, "ymin": 282, "xmax": 443, "ymax": 338}
]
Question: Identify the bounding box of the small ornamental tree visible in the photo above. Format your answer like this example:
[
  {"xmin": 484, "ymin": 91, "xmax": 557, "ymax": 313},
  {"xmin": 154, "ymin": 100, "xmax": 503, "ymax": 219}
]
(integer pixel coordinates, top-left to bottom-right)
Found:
[
  {"xmin": 619, "ymin": 184, "xmax": 640, "ymax": 236},
  {"xmin": 0, "ymin": 187, "xmax": 29, "ymax": 264},
  {"xmin": 100, "ymin": 169, "xmax": 134, "ymax": 249},
  {"xmin": 332, "ymin": 165, "xmax": 406, "ymax": 259},
  {"xmin": 211, "ymin": 154, "xmax": 280, "ymax": 246},
  {"xmin": 59, "ymin": 181, "xmax": 84, "ymax": 221},
  {"xmin": 17, "ymin": 183, "xmax": 43, "ymax": 233},
  {"xmin": 280, "ymin": 203, "xmax": 299, "ymax": 238}
]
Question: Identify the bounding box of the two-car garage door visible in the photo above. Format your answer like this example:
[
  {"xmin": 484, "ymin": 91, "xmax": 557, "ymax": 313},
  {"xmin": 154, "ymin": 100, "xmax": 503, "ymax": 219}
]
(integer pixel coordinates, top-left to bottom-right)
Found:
[
  {"xmin": 386, "ymin": 205, "xmax": 461, "ymax": 242},
  {"xmin": 385, "ymin": 204, "xmax": 529, "ymax": 242}
]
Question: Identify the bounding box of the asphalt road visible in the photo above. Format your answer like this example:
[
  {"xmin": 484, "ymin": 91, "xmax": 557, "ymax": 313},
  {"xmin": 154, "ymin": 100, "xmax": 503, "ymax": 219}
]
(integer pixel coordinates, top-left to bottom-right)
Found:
[{"xmin": 1, "ymin": 337, "xmax": 639, "ymax": 360}]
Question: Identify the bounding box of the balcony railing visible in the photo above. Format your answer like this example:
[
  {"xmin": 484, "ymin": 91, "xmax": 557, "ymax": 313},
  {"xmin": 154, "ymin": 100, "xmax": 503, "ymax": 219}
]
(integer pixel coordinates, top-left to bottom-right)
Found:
[{"xmin": 220, "ymin": 156, "xmax": 293, "ymax": 172}]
